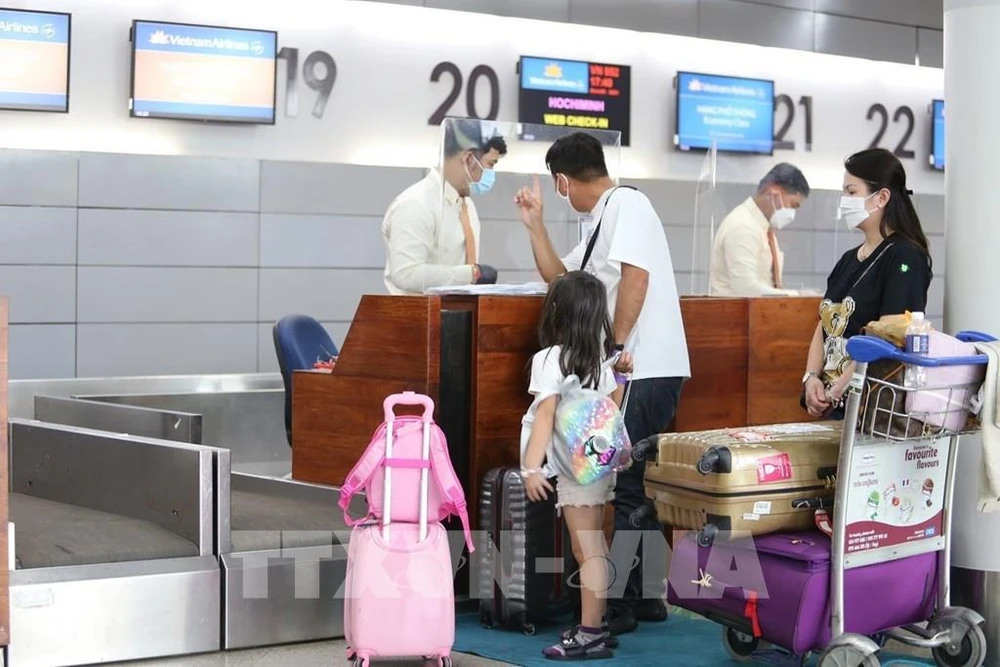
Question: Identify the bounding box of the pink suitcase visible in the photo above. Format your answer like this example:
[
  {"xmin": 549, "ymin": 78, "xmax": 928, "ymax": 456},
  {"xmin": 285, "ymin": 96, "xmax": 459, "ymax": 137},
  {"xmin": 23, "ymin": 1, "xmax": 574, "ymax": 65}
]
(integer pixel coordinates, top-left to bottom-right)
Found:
[{"xmin": 344, "ymin": 393, "xmax": 458, "ymax": 667}]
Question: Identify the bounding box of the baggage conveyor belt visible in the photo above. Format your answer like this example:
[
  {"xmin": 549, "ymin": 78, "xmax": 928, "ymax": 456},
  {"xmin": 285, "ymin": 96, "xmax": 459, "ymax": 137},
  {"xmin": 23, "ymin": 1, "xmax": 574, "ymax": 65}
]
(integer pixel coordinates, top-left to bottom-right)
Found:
[
  {"xmin": 229, "ymin": 487, "xmax": 349, "ymax": 551},
  {"xmin": 9, "ymin": 487, "xmax": 349, "ymax": 570},
  {"xmin": 10, "ymin": 492, "xmax": 200, "ymax": 569}
]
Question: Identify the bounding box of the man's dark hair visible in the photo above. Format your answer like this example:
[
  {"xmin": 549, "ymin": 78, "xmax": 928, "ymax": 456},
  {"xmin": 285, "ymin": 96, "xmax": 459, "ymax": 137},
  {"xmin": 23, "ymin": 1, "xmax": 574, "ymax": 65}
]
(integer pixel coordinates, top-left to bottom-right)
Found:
[
  {"xmin": 483, "ymin": 134, "xmax": 508, "ymax": 157},
  {"xmin": 544, "ymin": 132, "xmax": 609, "ymax": 181},
  {"xmin": 443, "ymin": 118, "xmax": 508, "ymax": 158},
  {"xmin": 758, "ymin": 163, "xmax": 810, "ymax": 197}
]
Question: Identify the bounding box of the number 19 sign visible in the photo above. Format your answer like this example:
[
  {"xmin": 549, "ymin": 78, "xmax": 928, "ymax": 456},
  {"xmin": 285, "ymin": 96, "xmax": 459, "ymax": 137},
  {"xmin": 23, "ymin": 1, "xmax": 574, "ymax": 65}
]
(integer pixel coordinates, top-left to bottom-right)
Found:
[{"xmin": 277, "ymin": 47, "xmax": 337, "ymax": 119}]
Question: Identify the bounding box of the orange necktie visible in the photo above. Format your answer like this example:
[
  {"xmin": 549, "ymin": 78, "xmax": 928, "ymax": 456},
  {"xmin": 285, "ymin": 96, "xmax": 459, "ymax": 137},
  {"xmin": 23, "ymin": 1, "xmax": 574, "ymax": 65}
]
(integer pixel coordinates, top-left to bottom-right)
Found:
[
  {"xmin": 459, "ymin": 199, "xmax": 476, "ymax": 264},
  {"xmin": 767, "ymin": 228, "xmax": 782, "ymax": 289}
]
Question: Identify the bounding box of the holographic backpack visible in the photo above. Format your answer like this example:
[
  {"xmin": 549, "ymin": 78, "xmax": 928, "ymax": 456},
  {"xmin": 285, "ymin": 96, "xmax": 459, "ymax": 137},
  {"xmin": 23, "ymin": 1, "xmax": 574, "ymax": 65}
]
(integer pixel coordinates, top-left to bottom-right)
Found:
[{"xmin": 549, "ymin": 357, "xmax": 633, "ymax": 485}]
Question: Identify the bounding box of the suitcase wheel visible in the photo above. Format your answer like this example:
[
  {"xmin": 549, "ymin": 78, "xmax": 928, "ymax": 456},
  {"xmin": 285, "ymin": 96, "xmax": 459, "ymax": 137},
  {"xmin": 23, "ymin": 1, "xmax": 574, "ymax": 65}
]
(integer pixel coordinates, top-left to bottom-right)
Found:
[
  {"xmin": 697, "ymin": 525, "xmax": 718, "ymax": 548},
  {"xmin": 479, "ymin": 608, "xmax": 495, "ymax": 629},
  {"xmin": 352, "ymin": 659, "xmax": 369, "ymax": 667},
  {"xmin": 438, "ymin": 657, "xmax": 453, "ymax": 667},
  {"xmin": 722, "ymin": 627, "xmax": 759, "ymax": 662},
  {"xmin": 520, "ymin": 620, "xmax": 537, "ymax": 636}
]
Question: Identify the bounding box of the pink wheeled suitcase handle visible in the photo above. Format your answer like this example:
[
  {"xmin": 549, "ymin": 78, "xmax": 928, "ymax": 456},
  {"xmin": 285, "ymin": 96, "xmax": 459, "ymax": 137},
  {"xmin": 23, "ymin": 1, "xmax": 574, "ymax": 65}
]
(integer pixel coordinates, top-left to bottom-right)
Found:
[{"xmin": 383, "ymin": 391, "xmax": 435, "ymax": 423}]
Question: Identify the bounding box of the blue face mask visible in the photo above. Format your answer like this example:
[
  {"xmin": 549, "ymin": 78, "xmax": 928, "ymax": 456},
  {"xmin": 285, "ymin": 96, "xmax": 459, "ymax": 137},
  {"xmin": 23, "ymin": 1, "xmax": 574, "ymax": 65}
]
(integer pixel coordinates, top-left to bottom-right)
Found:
[{"xmin": 469, "ymin": 167, "xmax": 495, "ymax": 196}]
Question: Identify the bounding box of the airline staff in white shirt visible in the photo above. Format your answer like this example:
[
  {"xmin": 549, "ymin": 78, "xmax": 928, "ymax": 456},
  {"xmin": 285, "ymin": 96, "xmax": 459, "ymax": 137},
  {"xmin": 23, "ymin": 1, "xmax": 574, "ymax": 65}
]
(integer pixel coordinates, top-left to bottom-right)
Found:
[
  {"xmin": 709, "ymin": 163, "xmax": 810, "ymax": 296},
  {"xmin": 514, "ymin": 132, "xmax": 690, "ymax": 634},
  {"xmin": 382, "ymin": 119, "xmax": 506, "ymax": 295}
]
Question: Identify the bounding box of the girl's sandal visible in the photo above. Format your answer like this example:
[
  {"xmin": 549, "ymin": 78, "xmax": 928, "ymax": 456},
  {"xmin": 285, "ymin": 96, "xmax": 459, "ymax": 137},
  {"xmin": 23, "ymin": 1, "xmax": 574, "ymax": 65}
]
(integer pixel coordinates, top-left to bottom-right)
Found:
[
  {"xmin": 543, "ymin": 635, "xmax": 614, "ymax": 661},
  {"xmin": 560, "ymin": 624, "xmax": 619, "ymax": 649}
]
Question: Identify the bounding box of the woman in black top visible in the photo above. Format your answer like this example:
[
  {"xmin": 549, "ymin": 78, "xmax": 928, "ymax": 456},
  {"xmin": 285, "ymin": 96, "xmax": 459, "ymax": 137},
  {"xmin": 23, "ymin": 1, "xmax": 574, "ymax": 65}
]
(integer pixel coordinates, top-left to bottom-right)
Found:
[{"xmin": 802, "ymin": 148, "xmax": 933, "ymax": 418}]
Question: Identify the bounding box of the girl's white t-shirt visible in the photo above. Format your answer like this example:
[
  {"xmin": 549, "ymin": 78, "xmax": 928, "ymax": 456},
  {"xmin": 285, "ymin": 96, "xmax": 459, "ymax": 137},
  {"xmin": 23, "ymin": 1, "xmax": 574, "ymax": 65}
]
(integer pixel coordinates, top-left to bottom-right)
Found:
[{"xmin": 519, "ymin": 345, "xmax": 617, "ymax": 471}]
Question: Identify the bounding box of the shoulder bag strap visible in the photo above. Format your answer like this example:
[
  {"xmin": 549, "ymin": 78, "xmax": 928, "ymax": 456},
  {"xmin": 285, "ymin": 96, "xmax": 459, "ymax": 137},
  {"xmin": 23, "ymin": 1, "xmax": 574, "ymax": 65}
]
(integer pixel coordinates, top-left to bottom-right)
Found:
[
  {"xmin": 848, "ymin": 243, "xmax": 894, "ymax": 292},
  {"xmin": 338, "ymin": 422, "xmax": 389, "ymax": 526},
  {"xmin": 580, "ymin": 185, "xmax": 638, "ymax": 271},
  {"xmin": 427, "ymin": 431, "xmax": 475, "ymax": 552}
]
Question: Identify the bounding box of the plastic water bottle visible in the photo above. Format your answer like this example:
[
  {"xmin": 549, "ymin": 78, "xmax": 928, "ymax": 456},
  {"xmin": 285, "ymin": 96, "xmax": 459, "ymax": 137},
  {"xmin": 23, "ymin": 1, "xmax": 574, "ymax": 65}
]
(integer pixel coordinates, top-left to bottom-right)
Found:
[{"xmin": 904, "ymin": 312, "xmax": 931, "ymax": 388}]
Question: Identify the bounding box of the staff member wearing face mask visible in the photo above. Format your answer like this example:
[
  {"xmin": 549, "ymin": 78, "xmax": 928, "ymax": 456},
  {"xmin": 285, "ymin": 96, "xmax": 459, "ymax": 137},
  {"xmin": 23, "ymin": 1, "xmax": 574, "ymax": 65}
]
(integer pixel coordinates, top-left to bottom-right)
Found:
[
  {"xmin": 515, "ymin": 132, "xmax": 689, "ymax": 638},
  {"xmin": 382, "ymin": 118, "xmax": 505, "ymax": 295},
  {"xmin": 802, "ymin": 148, "xmax": 932, "ymax": 418},
  {"xmin": 709, "ymin": 163, "xmax": 810, "ymax": 296}
]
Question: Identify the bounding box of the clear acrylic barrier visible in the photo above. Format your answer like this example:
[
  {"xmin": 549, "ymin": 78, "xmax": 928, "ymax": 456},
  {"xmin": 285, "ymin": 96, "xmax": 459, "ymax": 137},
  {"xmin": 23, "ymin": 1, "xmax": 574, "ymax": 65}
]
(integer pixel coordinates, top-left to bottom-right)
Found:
[
  {"xmin": 690, "ymin": 141, "xmax": 720, "ymax": 296},
  {"xmin": 425, "ymin": 118, "xmax": 621, "ymax": 293},
  {"xmin": 689, "ymin": 138, "xmax": 837, "ymax": 297}
]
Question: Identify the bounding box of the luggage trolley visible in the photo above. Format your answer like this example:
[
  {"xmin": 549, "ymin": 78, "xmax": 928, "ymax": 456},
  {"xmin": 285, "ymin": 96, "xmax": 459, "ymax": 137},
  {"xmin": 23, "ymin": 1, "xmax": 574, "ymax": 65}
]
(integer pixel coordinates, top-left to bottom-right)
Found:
[{"xmin": 804, "ymin": 331, "xmax": 993, "ymax": 667}]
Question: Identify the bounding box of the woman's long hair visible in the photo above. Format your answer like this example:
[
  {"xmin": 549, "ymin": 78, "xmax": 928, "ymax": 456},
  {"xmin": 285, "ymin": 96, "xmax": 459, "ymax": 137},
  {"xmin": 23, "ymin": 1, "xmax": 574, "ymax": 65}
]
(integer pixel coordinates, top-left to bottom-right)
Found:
[
  {"xmin": 537, "ymin": 271, "xmax": 614, "ymax": 389},
  {"xmin": 844, "ymin": 148, "xmax": 932, "ymax": 268}
]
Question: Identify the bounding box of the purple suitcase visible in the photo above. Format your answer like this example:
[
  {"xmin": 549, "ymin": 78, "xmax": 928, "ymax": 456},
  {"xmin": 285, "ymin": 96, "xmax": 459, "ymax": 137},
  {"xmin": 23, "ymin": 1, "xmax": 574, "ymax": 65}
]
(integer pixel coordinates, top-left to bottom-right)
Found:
[{"xmin": 667, "ymin": 530, "xmax": 938, "ymax": 655}]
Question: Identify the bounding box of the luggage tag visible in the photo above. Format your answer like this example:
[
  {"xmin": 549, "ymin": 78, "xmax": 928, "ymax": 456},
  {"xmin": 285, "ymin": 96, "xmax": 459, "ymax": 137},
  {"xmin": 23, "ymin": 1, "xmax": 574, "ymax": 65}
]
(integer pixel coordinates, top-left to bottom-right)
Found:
[
  {"xmin": 730, "ymin": 430, "xmax": 771, "ymax": 444},
  {"xmin": 814, "ymin": 509, "xmax": 833, "ymax": 537}
]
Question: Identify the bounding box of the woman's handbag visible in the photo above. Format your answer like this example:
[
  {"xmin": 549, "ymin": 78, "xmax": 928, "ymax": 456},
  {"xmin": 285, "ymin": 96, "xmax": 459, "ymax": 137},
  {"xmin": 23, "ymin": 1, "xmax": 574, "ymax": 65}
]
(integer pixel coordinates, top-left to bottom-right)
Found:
[{"xmin": 857, "ymin": 359, "xmax": 927, "ymax": 439}]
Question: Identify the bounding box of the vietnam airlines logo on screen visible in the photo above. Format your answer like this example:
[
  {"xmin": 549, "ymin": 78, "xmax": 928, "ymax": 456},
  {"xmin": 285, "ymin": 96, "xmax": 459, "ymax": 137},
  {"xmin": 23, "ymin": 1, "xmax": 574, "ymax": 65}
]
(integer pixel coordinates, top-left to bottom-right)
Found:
[
  {"xmin": 146, "ymin": 28, "xmax": 257, "ymax": 53},
  {"xmin": 687, "ymin": 76, "xmax": 765, "ymax": 99},
  {"xmin": 148, "ymin": 29, "xmax": 170, "ymax": 45},
  {"xmin": 521, "ymin": 57, "xmax": 588, "ymax": 94},
  {"xmin": 0, "ymin": 19, "xmax": 51, "ymax": 36}
]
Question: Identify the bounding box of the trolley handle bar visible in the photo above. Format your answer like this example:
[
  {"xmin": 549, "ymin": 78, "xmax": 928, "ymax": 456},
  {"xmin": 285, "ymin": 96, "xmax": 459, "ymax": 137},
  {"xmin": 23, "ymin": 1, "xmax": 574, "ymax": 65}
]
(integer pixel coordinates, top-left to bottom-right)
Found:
[
  {"xmin": 846, "ymin": 333, "xmax": 995, "ymax": 367},
  {"xmin": 956, "ymin": 330, "xmax": 997, "ymax": 344}
]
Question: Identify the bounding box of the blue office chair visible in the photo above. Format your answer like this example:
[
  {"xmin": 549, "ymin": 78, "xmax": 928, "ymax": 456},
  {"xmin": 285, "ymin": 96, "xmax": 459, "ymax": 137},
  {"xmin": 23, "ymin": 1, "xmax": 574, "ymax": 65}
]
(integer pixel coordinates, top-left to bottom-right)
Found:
[{"xmin": 273, "ymin": 315, "xmax": 338, "ymax": 447}]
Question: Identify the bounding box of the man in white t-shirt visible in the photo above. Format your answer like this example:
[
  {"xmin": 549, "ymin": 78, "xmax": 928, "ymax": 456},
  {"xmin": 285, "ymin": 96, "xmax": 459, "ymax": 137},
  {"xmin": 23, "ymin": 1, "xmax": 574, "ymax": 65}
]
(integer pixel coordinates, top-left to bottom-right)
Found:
[{"xmin": 515, "ymin": 132, "xmax": 690, "ymax": 635}]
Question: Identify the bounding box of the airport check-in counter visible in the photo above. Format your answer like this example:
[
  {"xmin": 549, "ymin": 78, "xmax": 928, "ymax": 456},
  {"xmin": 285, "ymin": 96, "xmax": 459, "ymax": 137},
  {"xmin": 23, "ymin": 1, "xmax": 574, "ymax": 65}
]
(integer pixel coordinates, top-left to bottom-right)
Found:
[
  {"xmin": 27, "ymin": 384, "xmax": 360, "ymax": 651},
  {"xmin": 7, "ymin": 419, "xmax": 224, "ymax": 666}
]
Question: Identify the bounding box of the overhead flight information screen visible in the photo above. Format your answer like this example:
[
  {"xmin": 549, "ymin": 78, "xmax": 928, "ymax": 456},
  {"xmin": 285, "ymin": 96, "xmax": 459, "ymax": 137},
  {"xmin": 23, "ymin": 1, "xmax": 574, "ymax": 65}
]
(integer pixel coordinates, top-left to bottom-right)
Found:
[
  {"xmin": 0, "ymin": 8, "xmax": 71, "ymax": 112},
  {"xmin": 518, "ymin": 55, "xmax": 631, "ymax": 146}
]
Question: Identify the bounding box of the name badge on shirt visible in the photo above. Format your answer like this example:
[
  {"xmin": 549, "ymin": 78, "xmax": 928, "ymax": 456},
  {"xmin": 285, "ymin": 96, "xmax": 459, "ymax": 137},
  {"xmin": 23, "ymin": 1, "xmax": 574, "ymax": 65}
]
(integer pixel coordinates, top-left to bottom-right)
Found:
[{"xmin": 578, "ymin": 215, "xmax": 597, "ymax": 244}]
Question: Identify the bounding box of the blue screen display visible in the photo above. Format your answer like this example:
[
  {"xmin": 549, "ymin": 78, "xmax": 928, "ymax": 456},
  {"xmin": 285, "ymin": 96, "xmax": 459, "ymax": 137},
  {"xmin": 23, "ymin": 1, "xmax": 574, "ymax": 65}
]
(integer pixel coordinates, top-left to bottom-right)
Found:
[
  {"xmin": 0, "ymin": 8, "xmax": 71, "ymax": 112},
  {"xmin": 131, "ymin": 20, "xmax": 277, "ymax": 123},
  {"xmin": 520, "ymin": 56, "xmax": 590, "ymax": 94},
  {"xmin": 675, "ymin": 71, "xmax": 774, "ymax": 154},
  {"xmin": 931, "ymin": 99, "xmax": 944, "ymax": 171}
]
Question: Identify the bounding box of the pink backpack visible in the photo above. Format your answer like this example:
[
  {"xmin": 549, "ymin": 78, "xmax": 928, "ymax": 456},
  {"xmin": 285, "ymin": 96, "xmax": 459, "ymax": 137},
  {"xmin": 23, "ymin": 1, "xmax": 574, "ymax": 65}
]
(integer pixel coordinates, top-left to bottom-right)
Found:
[{"xmin": 338, "ymin": 392, "xmax": 474, "ymax": 552}]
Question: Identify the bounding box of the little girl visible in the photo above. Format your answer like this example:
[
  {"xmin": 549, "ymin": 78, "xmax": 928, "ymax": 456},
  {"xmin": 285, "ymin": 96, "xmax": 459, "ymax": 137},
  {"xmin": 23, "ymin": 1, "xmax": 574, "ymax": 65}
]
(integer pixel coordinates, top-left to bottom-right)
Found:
[{"xmin": 520, "ymin": 271, "xmax": 632, "ymax": 661}]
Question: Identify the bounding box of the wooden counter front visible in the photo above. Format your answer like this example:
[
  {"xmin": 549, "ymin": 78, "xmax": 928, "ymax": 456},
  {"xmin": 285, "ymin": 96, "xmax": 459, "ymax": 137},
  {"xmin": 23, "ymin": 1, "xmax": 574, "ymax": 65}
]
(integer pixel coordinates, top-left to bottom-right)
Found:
[
  {"xmin": 291, "ymin": 295, "xmax": 442, "ymax": 484},
  {"xmin": 443, "ymin": 296, "xmax": 543, "ymax": 518},
  {"xmin": 746, "ymin": 297, "xmax": 822, "ymax": 425},
  {"xmin": 291, "ymin": 294, "xmax": 821, "ymax": 523},
  {"xmin": 675, "ymin": 297, "xmax": 749, "ymax": 431}
]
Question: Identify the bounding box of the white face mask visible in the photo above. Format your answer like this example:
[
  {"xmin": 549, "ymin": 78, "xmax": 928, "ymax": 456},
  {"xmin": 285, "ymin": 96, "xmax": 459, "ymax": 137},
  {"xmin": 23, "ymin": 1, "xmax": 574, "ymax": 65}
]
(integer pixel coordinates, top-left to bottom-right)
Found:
[
  {"xmin": 769, "ymin": 192, "xmax": 796, "ymax": 230},
  {"xmin": 556, "ymin": 174, "xmax": 587, "ymax": 215},
  {"xmin": 838, "ymin": 192, "xmax": 879, "ymax": 230}
]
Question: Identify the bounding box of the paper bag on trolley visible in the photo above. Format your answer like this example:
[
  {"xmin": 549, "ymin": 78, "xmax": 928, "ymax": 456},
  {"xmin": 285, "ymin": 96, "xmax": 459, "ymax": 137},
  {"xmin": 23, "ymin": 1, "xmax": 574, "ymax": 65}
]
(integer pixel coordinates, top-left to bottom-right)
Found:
[{"xmin": 862, "ymin": 312, "xmax": 928, "ymax": 349}]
